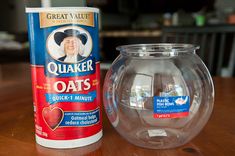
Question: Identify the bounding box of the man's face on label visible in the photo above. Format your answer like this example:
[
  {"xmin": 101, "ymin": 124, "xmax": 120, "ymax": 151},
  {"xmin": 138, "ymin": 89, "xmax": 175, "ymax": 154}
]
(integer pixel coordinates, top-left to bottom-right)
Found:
[{"xmin": 63, "ymin": 36, "xmax": 83, "ymax": 56}]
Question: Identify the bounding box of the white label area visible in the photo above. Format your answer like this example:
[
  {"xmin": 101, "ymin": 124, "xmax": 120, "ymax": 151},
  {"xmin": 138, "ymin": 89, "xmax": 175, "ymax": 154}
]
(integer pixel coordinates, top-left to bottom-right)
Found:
[{"xmin": 148, "ymin": 129, "xmax": 167, "ymax": 137}]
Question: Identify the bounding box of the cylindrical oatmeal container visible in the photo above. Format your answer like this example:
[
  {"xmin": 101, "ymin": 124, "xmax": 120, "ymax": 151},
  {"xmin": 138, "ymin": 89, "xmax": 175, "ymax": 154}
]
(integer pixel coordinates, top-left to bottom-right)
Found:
[{"xmin": 26, "ymin": 7, "xmax": 102, "ymax": 149}]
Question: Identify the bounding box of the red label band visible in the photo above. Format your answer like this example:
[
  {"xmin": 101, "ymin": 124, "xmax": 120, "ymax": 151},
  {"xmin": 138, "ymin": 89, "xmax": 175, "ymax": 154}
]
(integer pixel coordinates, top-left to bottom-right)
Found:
[{"xmin": 154, "ymin": 112, "xmax": 189, "ymax": 119}]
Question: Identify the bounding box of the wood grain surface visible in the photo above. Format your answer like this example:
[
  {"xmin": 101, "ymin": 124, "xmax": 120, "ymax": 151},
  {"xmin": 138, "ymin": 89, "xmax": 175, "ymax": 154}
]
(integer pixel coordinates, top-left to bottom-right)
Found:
[{"xmin": 0, "ymin": 63, "xmax": 234, "ymax": 156}]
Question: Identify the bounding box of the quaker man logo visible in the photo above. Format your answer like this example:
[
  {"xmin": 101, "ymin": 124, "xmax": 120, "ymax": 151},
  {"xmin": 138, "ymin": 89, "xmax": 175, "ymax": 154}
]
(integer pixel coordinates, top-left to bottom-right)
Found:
[{"xmin": 47, "ymin": 26, "xmax": 93, "ymax": 63}]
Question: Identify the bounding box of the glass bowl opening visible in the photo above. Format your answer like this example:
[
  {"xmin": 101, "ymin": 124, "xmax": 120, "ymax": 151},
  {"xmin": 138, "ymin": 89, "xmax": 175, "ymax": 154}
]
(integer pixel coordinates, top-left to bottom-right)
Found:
[{"xmin": 116, "ymin": 43, "xmax": 200, "ymax": 57}]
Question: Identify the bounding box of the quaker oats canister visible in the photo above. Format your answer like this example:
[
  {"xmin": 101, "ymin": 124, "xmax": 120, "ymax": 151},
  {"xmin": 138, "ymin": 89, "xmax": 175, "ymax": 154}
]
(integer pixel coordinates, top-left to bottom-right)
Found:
[{"xmin": 26, "ymin": 7, "xmax": 102, "ymax": 148}]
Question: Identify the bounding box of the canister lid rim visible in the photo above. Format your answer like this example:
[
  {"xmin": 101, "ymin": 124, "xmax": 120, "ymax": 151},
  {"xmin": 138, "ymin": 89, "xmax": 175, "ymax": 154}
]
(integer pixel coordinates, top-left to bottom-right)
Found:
[{"xmin": 26, "ymin": 7, "xmax": 99, "ymax": 13}]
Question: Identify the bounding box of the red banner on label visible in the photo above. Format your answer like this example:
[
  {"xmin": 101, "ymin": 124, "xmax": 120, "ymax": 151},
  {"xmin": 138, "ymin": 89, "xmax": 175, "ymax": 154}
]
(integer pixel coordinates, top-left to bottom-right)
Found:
[{"xmin": 31, "ymin": 64, "xmax": 102, "ymax": 140}]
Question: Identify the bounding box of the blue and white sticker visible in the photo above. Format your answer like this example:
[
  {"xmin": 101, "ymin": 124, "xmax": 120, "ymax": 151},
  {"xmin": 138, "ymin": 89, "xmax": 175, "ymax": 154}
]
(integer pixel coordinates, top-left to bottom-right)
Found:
[{"xmin": 153, "ymin": 96, "xmax": 190, "ymax": 118}]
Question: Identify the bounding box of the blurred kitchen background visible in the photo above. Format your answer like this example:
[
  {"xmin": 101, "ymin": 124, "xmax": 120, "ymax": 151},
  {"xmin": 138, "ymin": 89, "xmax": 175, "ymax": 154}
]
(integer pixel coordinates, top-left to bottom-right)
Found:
[{"xmin": 0, "ymin": 0, "xmax": 235, "ymax": 79}]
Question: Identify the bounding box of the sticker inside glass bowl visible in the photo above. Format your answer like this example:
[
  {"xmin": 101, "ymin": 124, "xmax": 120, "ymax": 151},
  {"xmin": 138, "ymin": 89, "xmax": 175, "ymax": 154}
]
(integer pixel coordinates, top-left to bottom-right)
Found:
[{"xmin": 153, "ymin": 96, "xmax": 190, "ymax": 118}]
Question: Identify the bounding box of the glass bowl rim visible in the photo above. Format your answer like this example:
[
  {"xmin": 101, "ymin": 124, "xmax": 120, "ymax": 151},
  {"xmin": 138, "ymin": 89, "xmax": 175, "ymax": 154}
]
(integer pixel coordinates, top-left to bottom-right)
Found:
[{"xmin": 116, "ymin": 43, "xmax": 200, "ymax": 54}]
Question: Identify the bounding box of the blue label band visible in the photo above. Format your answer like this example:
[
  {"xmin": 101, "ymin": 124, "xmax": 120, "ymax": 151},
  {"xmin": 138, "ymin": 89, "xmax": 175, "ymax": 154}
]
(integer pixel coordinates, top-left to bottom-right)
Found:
[
  {"xmin": 59, "ymin": 109, "xmax": 100, "ymax": 127},
  {"xmin": 46, "ymin": 91, "xmax": 97, "ymax": 104}
]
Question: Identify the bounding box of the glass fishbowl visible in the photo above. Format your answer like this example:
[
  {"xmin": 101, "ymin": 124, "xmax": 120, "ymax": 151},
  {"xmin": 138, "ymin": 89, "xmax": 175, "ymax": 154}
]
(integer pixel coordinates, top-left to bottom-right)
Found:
[{"xmin": 103, "ymin": 44, "xmax": 214, "ymax": 149}]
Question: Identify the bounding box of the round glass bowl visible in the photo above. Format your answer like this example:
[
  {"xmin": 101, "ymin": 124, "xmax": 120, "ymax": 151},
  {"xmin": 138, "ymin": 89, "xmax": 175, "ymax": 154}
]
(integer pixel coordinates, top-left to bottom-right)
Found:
[{"xmin": 103, "ymin": 44, "xmax": 214, "ymax": 149}]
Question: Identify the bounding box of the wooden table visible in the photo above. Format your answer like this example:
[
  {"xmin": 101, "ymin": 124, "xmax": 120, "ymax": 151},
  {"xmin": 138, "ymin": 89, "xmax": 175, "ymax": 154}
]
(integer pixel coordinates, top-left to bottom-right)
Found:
[{"xmin": 0, "ymin": 67, "xmax": 234, "ymax": 155}]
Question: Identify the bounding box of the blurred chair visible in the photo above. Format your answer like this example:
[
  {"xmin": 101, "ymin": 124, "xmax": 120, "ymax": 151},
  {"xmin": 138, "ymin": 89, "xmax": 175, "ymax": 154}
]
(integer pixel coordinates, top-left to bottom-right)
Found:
[{"xmin": 161, "ymin": 25, "xmax": 235, "ymax": 77}]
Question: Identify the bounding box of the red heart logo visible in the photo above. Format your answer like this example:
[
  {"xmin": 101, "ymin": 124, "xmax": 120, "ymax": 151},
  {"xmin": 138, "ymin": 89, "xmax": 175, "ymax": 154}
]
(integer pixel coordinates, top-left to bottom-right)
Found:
[{"xmin": 42, "ymin": 107, "xmax": 64, "ymax": 131}]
